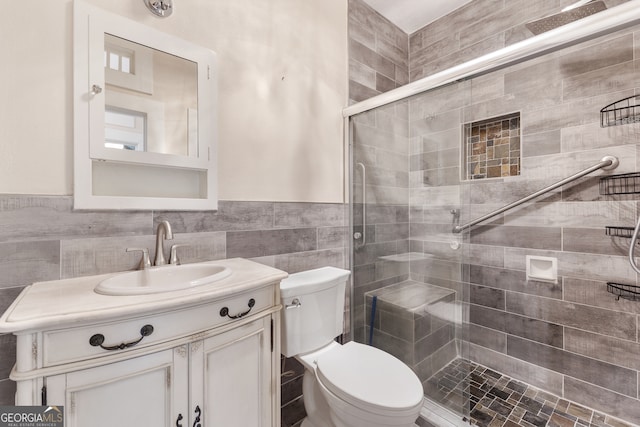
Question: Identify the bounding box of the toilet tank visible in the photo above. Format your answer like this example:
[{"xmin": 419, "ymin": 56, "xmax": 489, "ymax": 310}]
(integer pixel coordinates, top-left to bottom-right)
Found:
[{"xmin": 279, "ymin": 267, "xmax": 351, "ymax": 357}]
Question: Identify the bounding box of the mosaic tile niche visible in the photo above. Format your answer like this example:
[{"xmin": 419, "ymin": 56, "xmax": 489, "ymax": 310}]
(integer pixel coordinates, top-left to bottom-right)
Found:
[{"xmin": 464, "ymin": 113, "xmax": 521, "ymax": 180}]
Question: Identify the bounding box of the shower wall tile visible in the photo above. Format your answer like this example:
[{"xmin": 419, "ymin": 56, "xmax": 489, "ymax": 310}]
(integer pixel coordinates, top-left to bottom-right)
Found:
[
  {"xmin": 420, "ymin": 128, "xmax": 461, "ymax": 154},
  {"xmin": 503, "ymin": 247, "xmax": 638, "ymax": 284},
  {"xmin": 348, "ymin": 0, "xmax": 408, "ymax": 103},
  {"xmin": 563, "ymin": 60, "xmax": 639, "ymax": 101},
  {"xmin": 563, "ymin": 277, "xmax": 640, "ymax": 315},
  {"xmin": 376, "ymin": 73, "xmax": 395, "ymax": 93},
  {"xmin": 561, "ymin": 122, "xmax": 640, "ymax": 153},
  {"xmin": 506, "ymin": 292, "xmax": 637, "ymax": 340},
  {"xmin": 520, "ymin": 145, "xmax": 637, "ymax": 181},
  {"xmin": 564, "ymin": 377, "xmax": 640, "ymax": 425},
  {"xmin": 469, "ymin": 265, "xmax": 562, "ymax": 299},
  {"xmin": 469, "ymin": 324, "xmax": 506, "ymax": 353},
  {"xmin": 466, "ymin": 244, "xmax": 505, "ymax": 268},
  {"xmin": 375, "ymin": 223, "xmax": 409, "ymax": 242},
  {"xmin": 470, "ymin": 225, "xmax": 562, "ymax": 250},
  {"xmin": 457, "ymin": 0, "xmax": 548, "ymax": 50},
  {"xmin": 507, "ymin": 335, "xmax": 638, "ymax": 397},
  {"xmin": 470, "ymin": 285, "xmax": 505, "ymax": 310},
  {"xmin": 467, "ymin": 179, "xmax": 561, "ymax": 205},
  {"xmin": 524, "ymin": 89, "xmax": 635, "ymax": 135},
  {"xmin": 397, "ymin": 1, "xmax": 640, "ymax": 424},
  {"xmin": 349, "ymin": 81, "xmax": 379, "ymax": 103},
  {"xmin": 419, "ymin": 35, "xmax": 508, "ymax": 81},
  {"xmin": 349, "ymin": 39, "xmax": 395, "ymax": 81},
  {"xmin": 564, "ymin": 327, "xmax": 640, "ymax": 371},
  {"xmin": 501, "ymin": 201, "xmax": 636, "ymax": 229},
  {"xmin": 414, "ymin": 324, "xmax": 454, "ymax": 361},
  {"xmin": 349, "ymin": 58, "xmax": 376, "ymax": 89},
  {"xmin": 470, "ymin": 304, "xmax": 564, "ymax": 348},
  {"xmin": 563, "ymin": 227, "xmax": 630, "ymax": 256},
  {"xmin": 522, "ymin": 130, "xmax": 561, "ymax": 157}
]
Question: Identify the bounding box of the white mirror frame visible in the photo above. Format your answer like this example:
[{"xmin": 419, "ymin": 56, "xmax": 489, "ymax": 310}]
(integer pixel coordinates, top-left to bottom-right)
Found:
[{"xmin": 73, "ymin": 1, "xmax": 218, "ymax": 210}]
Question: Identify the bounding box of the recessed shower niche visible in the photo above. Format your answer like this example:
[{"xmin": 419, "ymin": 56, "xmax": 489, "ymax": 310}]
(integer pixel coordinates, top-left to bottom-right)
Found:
[{"xmin": 463, "ymin": 112, "xmax": 521, "ymax": 180}]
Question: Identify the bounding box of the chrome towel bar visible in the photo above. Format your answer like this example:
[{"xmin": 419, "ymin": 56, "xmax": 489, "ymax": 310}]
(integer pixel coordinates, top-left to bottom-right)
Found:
[{"xmin": 452, "ymin": 156, "xmax": 619, "ymax": 233}]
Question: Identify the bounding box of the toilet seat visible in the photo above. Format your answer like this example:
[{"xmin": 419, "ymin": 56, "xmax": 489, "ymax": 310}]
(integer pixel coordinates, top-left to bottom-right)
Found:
[{"xmin": 315, "ymin": 342, "xmax": 423, "ymax": 415}]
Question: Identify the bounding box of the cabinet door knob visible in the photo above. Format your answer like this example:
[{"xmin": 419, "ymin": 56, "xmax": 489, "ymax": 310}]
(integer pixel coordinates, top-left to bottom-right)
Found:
[
  {"xmin": 219, "ymin": 298, "xmax": 255, "ymax": 319},
  {"xmin": 175, "ymin": 414, "xmax": 183, "ymax": 427},
  {"xmin": 89, "ymin": 324, "xmax": 154, "ymax": 351}
]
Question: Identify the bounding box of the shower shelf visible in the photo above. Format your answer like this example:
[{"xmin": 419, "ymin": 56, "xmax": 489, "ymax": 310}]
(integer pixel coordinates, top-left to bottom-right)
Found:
[
  {"xmin": 600, "ymin": 95, "xmax": 640, "ymax": 127},
  {"xmin": 599, "ymin": 172, "xmax": 640, "ymax": 195},
  {"xmin": 607, "ymin": 282, "xmax": 640, "ymax": 301},
  {"xmin": 605, "ymin": 226, "xmax": 635, "ymax": 239}
]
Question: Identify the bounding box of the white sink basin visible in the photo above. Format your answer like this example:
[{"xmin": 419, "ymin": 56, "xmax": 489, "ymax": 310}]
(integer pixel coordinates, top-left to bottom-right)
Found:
[{"xmin": 95, "ymin": 264, "xmax": 232, "ymax": 296}]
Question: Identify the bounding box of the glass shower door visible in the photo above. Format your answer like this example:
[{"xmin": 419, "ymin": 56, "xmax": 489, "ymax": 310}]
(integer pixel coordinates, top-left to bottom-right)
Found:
[{"xmin": 349, "ymin": 81, "xmax": 472, "ymax": 425}]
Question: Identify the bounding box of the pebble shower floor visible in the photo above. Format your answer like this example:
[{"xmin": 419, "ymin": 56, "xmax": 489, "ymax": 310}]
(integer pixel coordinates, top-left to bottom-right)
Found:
[{"xmin": 420, "ymin": 359, "xmax": 633, "ymax": 427}]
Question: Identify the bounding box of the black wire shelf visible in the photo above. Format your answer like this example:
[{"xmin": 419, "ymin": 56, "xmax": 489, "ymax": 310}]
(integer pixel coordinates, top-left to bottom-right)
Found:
[
  {"xmin": 601, "ymin": 95, "xmax": 640, "ymax": 127},
  {"xmin": 599, "ymin": 172, "xmax": 640, "ymax": 195},
  {"xmin": 605, "ymin": 226, "xmax": 635, "ymax": 238},
  {"xmin": 607, "ymin": 282, "xmax": 640, "ymax": 301}
]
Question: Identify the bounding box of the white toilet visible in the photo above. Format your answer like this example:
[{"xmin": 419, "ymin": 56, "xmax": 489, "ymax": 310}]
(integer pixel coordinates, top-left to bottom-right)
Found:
[{"xmin": 280, "ymin": 267, "xmax": 423, "ymax": 427}]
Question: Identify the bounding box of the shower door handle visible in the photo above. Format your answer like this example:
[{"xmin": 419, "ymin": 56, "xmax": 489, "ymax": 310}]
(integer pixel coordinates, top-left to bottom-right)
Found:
[{"xmin": 355, "ymin": 162, "xmax": 366, "ymax": 246}]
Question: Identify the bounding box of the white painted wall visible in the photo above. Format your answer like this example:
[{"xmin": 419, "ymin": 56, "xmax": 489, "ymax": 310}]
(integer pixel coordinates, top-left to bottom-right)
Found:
[{"xmin": 0, "ymin": 0, "xmax": 347, "ymax": 203}]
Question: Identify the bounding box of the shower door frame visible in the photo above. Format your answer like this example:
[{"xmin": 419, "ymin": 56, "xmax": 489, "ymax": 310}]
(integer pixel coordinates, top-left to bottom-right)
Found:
[{"xmin": 344, "ymin": 0, "xmax": 640, "ymax": 344}]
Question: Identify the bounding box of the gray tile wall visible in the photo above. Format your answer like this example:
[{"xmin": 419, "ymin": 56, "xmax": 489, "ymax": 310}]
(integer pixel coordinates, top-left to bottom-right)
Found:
[
  {"xmin": 408, "ymin": 9, "xmax": 640, "ymax": 426},
  {"xmin": 409, "ymin": 0, "xmax": 632, "ymax": 82},
  {"xmin": 0, "ymin": 195, "xmax": 346, "ymax": 427},
  {"xmin": 348, "ymin": 0, "xmax": 409, "ymax": 103},
  {"xmin": 350, "ymin": 0, "xmax": 640, "ymax": 425}
]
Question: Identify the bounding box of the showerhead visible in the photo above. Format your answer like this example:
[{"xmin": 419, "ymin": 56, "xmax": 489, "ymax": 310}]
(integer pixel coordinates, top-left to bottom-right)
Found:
[{"xmin": 525, "ymin": 0, "xmax": 607, "ymax": 35}]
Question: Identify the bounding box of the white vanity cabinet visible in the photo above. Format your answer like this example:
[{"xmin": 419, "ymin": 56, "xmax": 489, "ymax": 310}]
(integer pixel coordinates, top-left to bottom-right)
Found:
[
  {"xmin": 0, "ymin": 258, "xmax": 286, "ymax": 427},
  {"xmin": 45, "ymin": 347, "xmax": 183, "ymax": 427}
]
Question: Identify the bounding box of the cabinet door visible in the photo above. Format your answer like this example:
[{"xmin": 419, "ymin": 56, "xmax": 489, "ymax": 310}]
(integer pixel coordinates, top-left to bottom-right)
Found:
[
  {"xmin": 46, "ymin": 347, "xmax": 189, "ymax": 427},
  {"xmin": 192, "ymin": 316, "xmax": 274, "ymax": 426}
]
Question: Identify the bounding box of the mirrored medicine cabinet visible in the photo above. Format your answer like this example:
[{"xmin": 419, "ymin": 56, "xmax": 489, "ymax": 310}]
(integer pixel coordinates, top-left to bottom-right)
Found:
[{"xmin": 73, "ymin": 1, "xmax": 218, "ymax": 210}]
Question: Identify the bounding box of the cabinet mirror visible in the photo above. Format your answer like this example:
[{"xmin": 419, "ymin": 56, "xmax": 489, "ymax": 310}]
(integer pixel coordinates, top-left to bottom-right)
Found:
[{"xmin": 74, "ymin": 1, "xmax": 218, "ymax": 210}]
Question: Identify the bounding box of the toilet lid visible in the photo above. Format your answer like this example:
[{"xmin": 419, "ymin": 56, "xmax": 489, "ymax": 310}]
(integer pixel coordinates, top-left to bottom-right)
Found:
[{"xmin": 316, "ymin": 342, "xmax": 423, "ymax": 413}]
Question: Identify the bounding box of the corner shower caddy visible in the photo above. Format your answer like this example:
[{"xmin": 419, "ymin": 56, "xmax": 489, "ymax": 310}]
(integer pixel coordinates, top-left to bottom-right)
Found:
[
  {"xmin": 600, "ymin": 95, "xmax": 640, "ymax": 127},
  {"xmin": 600, "ymin": 170, "xmax": 640, "ymax": 300},
  {"xmin": 600, "ymin": 173, "xmax": 640, "ymax": 238},
  {"xmin": 606, "ymin": 282, "xmax": 640, "ymax": 301}
]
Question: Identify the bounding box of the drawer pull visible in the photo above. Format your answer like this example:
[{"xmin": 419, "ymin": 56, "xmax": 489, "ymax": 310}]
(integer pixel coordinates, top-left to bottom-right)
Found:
[
  {"xmin": 176, "ymin": 414, "xmax": 183, "ymax": 427},
  {"xmin": 89, "ymin": 324, "xmax": 154, "ymax": 351},
  {"xmin": 193, "ymin": 405, "xmax": 202, "ymax": 427},
  {"xmin": 219, "ymin": 298, "xmax": 255, "ymax": 319}
]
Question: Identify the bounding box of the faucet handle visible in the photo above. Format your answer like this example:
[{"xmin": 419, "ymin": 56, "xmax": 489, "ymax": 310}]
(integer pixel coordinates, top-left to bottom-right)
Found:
[
  {"xmin": 169, "ymin": 244, "xmax": 189, "ymax": 265},
  {"xmin": 126, "ymin": 247, "xmax": 151, "ymax": 270}
]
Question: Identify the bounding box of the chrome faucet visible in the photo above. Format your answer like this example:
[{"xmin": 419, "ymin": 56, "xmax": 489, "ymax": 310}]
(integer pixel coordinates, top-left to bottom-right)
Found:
[{"xmin": 154, "ymin": 220, "xmax": 174, "ymax": 266}]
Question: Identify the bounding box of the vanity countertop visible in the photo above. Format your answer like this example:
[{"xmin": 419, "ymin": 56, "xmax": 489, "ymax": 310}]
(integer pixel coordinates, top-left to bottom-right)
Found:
[{"xmin": 0, "ymin": 258, "xmax": 287, "ymax": 334}]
